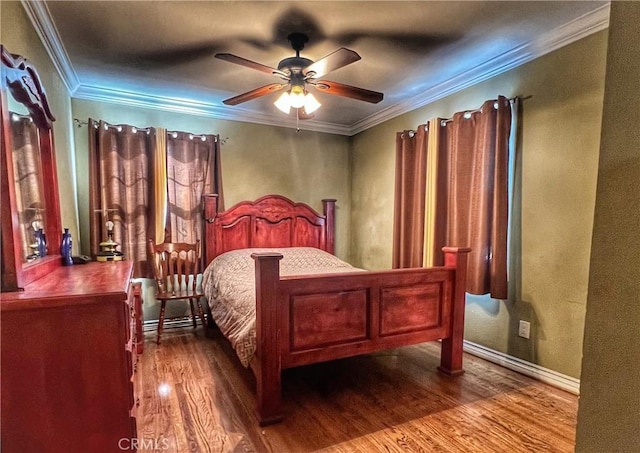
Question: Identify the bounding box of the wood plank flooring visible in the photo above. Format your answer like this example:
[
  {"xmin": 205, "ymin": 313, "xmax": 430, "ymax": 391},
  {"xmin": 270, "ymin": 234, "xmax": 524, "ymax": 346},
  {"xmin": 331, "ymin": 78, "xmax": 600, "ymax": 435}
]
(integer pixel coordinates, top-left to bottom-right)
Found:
[{"xmin": 136, "ymin": 324, "xmax": 578, "ymax": 453}]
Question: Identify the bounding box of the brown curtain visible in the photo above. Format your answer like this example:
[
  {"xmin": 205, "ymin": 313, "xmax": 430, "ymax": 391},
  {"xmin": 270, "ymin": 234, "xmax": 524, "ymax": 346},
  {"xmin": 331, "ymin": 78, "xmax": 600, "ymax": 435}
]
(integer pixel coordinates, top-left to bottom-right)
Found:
[
  {"xmin": 88, "ymin": 120, "xmax": 225, "ymax": 276},
  {"xmin": 10, "ymin": 115, "xmax": 45, "ymax": 260},
  {"xmin": 437, "ymin": 96, "xmax": 512, "ymax": 298},
  {"xmin": 392, "ymin": 126, "xmax": 428, "ymax": 268},
  {"xmin": 165, "ymin": 133, "xmax": 224, "ymax": 244},
  {"xmin": 88, "ymin": 120, "xmax": 156, "ymax": 277}
]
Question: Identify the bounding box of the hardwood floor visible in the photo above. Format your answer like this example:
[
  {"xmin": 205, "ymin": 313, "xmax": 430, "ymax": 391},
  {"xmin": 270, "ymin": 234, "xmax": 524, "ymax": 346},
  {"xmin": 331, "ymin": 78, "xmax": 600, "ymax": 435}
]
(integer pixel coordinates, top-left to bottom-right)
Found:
[{"xmin": 136, "ymin": 323, "xmax": 578, "ymax": 453}]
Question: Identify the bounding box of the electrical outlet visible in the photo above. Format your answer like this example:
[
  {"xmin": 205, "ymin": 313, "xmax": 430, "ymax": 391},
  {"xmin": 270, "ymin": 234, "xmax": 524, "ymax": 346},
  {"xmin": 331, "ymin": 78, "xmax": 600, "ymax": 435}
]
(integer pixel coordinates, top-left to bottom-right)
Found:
[{"xmin": 518, "ymin": 320, "xmax": 531, "ymax": 339}]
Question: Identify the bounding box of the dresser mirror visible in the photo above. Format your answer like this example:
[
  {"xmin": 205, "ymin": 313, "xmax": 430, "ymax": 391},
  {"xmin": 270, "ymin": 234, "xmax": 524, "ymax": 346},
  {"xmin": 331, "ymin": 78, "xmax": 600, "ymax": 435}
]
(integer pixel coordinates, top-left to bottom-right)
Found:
[{"xmin": 1, "ymin": 45, "xmax": 62, "ymax": 291}]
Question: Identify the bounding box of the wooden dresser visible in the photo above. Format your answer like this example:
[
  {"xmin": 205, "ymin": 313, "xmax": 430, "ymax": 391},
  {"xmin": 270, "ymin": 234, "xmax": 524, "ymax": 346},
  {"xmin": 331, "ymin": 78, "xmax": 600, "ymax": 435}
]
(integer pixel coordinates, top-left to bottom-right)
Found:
[{"xmin": 1, "ymin": 261, "xmax": 140, "ymax": 453}]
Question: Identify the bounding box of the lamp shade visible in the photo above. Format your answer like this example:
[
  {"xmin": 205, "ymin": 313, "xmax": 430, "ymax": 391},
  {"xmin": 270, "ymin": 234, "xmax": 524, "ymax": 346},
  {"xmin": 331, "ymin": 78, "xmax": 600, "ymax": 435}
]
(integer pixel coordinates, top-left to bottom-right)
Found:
[
  {"xmin": 303, "ymin": 93, "xmax": 321, "ymax": 114},
  {"xmin": 274, "ymin": 92, "xmax": 291, "ymax": 114},
  {"xmin": 289, "ymin": 85, "xmax": 305, "ymax": 109}
]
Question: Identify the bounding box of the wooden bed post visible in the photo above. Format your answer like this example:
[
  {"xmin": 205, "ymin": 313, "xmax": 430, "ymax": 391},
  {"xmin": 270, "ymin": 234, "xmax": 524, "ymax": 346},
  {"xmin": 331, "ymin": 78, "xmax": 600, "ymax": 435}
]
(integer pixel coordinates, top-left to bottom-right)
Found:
[
  {"xmin": 202, "ymin": 194, "xmax": 219, "ymax": 265},
  {"xmin": 322, "ymin": 199, "xmax": 336, "ymax": 254},
  {"xmin": 251, "ymin": 252, "xmax": 284, "ymax": 425},
  {"xmin": 438, "ymin": 246, "xmax": 471, "ymax": 376}
]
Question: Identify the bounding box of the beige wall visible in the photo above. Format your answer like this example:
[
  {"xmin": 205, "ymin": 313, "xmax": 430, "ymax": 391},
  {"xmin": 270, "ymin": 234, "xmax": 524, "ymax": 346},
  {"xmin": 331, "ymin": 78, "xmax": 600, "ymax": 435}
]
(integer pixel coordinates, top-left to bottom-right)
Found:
[
  {"xmin": 1, "ymin": 1, "xmax": 79, "ymax": 244},
  {"xmin": 351, "ymin": 31, "xmax": 607, "ymax": 378},
  {"xmin": 576, "ymin": 2, "xmax": 640, "ymax": 450}
]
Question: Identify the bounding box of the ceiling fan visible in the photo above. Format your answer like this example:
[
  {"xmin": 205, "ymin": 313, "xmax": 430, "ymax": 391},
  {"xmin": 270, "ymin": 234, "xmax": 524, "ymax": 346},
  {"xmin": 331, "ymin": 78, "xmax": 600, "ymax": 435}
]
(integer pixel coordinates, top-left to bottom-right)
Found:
[{"xmin": 215, "ymin": 33, "xmax": 383, "ymax": 117}]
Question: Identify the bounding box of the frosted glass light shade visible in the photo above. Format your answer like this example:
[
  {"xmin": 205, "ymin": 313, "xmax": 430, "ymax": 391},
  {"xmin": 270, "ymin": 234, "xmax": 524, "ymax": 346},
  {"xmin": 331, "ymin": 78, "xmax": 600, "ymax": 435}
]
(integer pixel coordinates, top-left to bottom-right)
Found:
[
  {"xmin": 289, "ymin": 85, "xmax": 305, "ymax": 109},
  {"xmin": 274, "ymin": 87, "xmax": 321, "ymax": 115},
  {"xmin": 274, "ymin": 92, "xmax": 291, "ymax": 114},
  {"xmin": 303, "ymin": 93, "xmax": 321, "ymax": 114}
]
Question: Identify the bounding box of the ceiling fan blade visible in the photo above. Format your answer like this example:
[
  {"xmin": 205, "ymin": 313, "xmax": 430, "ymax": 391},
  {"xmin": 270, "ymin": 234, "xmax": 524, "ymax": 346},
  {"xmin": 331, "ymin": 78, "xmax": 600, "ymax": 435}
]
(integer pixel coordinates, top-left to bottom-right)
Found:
[
  {"xmin": 215, "ymin": 53, "xmax": 287, "ymax": 77},
  {"xmin": 222, "ymin": 83, "xmax": 288, "ymax": 106},
  {"xmin": 311, "ymin": 80, "xmax": 383, "ymax": 104},
  {"xmin": 304, "ymin": 48, "xmax": 361, "ymax": 79}
]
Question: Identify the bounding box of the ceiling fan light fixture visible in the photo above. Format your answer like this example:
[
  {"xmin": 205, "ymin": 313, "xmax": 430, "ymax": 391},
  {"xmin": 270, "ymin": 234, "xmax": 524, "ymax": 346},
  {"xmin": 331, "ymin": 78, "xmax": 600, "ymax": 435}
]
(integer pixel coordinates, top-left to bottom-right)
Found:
[
  {"xmin": 274, "ymin": 85, "xmax": 320, "ymax": 115},
  {"xmin": 303, "ymin": 92, "xmax": 321, "ymax": 114},
  {"xmin": 274, "ymin": 92, "xmax": 291, "ymax": 114}
]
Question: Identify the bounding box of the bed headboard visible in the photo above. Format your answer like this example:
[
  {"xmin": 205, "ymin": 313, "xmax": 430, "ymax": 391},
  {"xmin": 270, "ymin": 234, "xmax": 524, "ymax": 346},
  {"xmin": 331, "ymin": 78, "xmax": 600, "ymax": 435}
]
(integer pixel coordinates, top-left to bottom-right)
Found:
[{"xmin": 202, "ymin": 194, "xmax": 336, "ymax": 265}]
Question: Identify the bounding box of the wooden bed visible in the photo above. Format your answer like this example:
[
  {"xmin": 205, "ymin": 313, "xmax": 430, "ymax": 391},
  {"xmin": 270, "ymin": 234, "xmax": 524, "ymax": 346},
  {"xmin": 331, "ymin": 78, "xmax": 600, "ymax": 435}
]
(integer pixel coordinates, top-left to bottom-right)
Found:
[{"xmin": 202, "ymin": 194, "xmax": 470, "ymax": 425}]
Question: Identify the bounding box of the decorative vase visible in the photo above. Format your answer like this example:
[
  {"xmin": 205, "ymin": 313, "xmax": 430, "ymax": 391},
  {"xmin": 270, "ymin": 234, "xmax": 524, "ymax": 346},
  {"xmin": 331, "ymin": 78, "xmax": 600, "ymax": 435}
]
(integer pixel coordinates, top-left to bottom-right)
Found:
[
  {"xmin": 36, "ymin": 228, "xmax": 47, "ymax": 257},
  {"xmin": 61, "ymin": 228, "xmax": 73, "ymax": 266}
]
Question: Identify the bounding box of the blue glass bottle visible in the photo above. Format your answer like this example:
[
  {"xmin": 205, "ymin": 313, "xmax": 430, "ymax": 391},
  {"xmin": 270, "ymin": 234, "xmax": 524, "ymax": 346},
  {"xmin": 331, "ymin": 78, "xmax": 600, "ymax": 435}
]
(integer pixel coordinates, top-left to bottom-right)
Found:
[
  {"xmin": 61, "ymin": 228, "xmax": 73, "ymax": 266},
  {"xmin": 36, "ymin": 228, "xmax": 47, "ymax": 257}
]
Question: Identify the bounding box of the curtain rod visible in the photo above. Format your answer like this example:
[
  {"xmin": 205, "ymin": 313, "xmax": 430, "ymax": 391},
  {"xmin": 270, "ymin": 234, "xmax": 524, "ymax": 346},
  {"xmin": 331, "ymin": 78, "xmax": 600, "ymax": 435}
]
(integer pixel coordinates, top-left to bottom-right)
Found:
[
  {"xmin": 72, "ymin": 118, "xmax": 228, "ymax": 144},
  {"xmin": 439, "ymin": 95, "xmax": 530, "ymax": 126},
  {"xmin": 74, "ymin": 118, "xmax": 152, "ymax": 133},
  {"xmin": 401, "ymin": 95, "xmax": 529, "ymax": 137}
]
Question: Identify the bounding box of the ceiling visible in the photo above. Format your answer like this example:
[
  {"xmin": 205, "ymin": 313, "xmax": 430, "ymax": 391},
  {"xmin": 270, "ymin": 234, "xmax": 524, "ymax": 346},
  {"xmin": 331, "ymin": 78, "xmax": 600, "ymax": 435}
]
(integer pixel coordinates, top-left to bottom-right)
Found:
[{"xmin": 26, "ymin": 1, "xmax": 609, "ymax": 135}]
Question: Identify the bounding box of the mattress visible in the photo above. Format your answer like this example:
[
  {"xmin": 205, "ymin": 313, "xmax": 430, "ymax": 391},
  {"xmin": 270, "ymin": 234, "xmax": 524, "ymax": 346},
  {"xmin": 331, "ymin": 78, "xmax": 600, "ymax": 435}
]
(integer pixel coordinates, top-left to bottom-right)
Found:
[{"xmin": 202, "ymin": 247, "xmax": 362, "ymax": 367}]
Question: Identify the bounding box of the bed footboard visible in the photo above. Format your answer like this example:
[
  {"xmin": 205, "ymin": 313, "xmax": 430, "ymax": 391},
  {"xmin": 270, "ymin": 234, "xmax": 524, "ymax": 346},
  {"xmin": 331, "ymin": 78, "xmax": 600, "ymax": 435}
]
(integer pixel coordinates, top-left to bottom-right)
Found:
[{"xmin": 251, "ymin": 247, "xmax": 470, "ymax": 425}]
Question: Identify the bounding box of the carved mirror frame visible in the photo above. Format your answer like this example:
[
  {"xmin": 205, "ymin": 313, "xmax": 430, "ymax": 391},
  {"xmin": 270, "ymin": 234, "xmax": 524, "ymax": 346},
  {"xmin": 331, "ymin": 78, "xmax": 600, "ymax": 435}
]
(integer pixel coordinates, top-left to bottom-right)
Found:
[{"xmin": 1, "ymin": 45, "xmax": 62, "ymax": 291}]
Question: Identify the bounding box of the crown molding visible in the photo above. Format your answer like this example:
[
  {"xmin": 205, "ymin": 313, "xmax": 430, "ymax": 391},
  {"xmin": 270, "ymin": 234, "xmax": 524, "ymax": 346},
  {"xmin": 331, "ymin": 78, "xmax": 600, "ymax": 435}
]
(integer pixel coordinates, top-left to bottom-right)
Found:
[
  {"xmin": 350, "ymin": 2, "xmax": 610, "ymax": 135},
  {"xmin": 20, "ymin": 0, "xmax": 80, "ymax": 94},
  {"xmin": 25, "ymin": 1, "xmax": 609, "ymax": 136},
  {"xmin": 73, "ymin": 84, "xmax": 352, "ymax": 135}
]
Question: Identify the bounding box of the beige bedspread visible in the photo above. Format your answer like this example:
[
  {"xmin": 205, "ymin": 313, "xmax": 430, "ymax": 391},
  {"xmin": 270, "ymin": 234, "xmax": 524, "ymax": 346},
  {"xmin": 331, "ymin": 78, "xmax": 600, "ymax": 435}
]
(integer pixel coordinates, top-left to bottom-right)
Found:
[{"xmin": 202, "ymin": 247, "xmax": 362, "ymax": 367}]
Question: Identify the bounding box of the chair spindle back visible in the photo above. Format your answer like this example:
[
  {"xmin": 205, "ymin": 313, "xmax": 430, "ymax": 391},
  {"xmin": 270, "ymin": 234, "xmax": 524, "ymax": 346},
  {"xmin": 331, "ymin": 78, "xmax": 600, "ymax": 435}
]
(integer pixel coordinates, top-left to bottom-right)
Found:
[{"xmin": 148, "ymin": 240, "xmax": 201, "ymax": 295}]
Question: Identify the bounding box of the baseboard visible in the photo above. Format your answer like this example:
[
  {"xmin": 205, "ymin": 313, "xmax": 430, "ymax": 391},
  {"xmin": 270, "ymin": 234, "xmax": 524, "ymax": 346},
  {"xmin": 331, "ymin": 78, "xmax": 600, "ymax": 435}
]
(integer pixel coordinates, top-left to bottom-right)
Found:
[
  {"xmin": 463, "ymin": 340, "xmax": 581, "ymax": 395},
  {"xmin": 143, "ymin": 317, "xmax": 196, "ymax": 331}
]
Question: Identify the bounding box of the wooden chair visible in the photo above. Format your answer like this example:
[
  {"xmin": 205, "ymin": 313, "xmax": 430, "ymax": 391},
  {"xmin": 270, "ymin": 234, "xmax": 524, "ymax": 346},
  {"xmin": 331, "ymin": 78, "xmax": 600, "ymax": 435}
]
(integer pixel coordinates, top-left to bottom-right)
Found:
[{"xmin": 147, "ymin": 240, "xmax": 206, "ymax": 344}]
